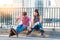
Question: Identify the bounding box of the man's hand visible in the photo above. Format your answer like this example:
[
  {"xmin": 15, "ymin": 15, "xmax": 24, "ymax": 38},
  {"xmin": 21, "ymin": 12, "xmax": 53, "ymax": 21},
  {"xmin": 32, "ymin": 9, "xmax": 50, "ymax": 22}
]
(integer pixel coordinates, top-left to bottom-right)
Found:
[{"xmin": 28, "ymin": 27, "xmax": 31, "ymax": 31}]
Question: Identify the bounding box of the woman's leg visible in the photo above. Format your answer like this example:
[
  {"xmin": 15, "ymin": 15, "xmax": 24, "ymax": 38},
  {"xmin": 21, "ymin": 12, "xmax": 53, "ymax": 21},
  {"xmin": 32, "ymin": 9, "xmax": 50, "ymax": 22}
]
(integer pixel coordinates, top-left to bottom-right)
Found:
[
  {"xmin": 27, "ymin": 25, "xmax": 37, "ymax": 35},
  {"xmin": 38, "ymin": 23, "xmax": 44, "ymax": 36}
]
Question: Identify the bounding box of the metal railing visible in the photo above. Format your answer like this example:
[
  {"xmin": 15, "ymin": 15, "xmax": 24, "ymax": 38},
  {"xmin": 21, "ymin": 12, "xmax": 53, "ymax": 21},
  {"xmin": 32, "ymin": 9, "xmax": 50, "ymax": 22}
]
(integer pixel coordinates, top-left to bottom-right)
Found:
[{"xmin": 0, "ymin": 7, "xmax": 60, "ymax": 29}]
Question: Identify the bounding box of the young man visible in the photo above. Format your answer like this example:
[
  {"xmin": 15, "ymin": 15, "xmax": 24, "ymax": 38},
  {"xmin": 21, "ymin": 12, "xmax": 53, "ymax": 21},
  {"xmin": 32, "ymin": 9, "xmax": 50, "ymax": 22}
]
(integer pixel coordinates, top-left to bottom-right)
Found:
[{"xmin": 9, "ymin": 12, "xmax": 31, "ymax": 37}]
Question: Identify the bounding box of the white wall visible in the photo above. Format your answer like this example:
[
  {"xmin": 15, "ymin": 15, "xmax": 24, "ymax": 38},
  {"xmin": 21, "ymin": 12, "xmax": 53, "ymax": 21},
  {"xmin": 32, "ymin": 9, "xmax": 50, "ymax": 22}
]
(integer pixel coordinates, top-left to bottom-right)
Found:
[
  {"xmin": 43, "ymin": 0, "xmax": 56, "ymax": 7},
  {"xmin": 13, "ymin": 0, "xmax": 22, "ymax": 7}
]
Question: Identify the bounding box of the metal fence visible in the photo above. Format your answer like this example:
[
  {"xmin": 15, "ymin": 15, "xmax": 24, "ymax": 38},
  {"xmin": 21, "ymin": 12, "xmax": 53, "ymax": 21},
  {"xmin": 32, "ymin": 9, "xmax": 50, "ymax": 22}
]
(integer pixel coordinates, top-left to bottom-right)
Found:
[{"xmin": 0, "ymin": 7, "xmax": 60, "ymax": 29}]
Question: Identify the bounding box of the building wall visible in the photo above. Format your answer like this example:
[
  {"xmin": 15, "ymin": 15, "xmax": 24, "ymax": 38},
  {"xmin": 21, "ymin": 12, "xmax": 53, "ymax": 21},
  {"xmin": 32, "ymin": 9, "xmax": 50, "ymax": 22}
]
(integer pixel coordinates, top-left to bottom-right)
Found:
[
  {"xmin": 55, "ymin": 0, "xmax": 60, "ymax": 7},
  {"xmin": 43, "ymin": 0, "xmax": 56, "ymax": 7}
]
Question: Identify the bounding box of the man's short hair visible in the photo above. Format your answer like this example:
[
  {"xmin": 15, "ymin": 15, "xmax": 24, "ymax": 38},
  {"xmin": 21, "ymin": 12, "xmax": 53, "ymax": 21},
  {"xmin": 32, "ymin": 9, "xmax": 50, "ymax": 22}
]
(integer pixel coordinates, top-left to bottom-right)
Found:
[{"xmin": 22, "ymin": 12, "xmax": 27, "ymax": 16}]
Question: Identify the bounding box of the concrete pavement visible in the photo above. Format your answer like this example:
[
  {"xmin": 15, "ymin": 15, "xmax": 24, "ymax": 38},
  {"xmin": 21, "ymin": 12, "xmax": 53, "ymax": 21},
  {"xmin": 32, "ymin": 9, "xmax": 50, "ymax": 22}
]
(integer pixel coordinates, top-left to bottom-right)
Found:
[
  {"xmin": 0, "ymin": 28, "xmax": 60, "ymax": 40},
  {"xmin": 0, "ymin": 36, "xmax": 60, "ymax": 40}
]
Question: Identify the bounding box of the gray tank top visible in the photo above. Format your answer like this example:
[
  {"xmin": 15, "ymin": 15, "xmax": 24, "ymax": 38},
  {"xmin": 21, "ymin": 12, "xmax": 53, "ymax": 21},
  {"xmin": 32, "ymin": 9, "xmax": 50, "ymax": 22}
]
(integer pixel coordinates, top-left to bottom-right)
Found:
[{"xmin": 34, "ymin": 17, "xmax": 40, "ymax": 23}]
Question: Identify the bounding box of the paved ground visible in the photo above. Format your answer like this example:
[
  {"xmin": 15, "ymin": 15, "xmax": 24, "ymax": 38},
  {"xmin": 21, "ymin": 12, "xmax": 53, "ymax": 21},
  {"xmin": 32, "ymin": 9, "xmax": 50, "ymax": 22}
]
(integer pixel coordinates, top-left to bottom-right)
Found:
[
  {"xmin": 0, "ymin": 28, "xmax": 60, "ymax": 40},
  {"xmin": 0, "ymin": 36, "xmax": 60, "ymax": 40}
]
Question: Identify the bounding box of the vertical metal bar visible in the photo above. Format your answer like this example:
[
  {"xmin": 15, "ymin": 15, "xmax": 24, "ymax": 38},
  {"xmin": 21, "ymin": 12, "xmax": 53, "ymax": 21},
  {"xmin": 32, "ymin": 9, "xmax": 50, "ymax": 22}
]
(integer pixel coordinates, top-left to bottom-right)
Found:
[
  {"xmin": 22, "ymin": 0, "xmax": 24, "ymax": 12},
  {"xmin": 53, "ymin": 8, "xmax": 55, "ymax": 31},
  {"xmin": 0, "ymin": 8, "xmax": 1, "ymax": 28},
  {"xmin": 58, "ymin": 8, "xmax": 59, "ymax": 27},
  {"xmin": 52, "ymin": 8, "xmax": 53, "ymax": 27},
  {"xmin": 4, "ymin": 8, "xmax": 5, "ymax": 28},
  {"xmin": 12, "ymin": 8, "xmax": 13, "ymax": 28},
  {"xmin": 7, "ymin": 8, "xmax": 8, "ymax": 28},
  {"xmin": 57, "ymin": 8, "xmax": 58, "ymax": 27},
  {"xmin": 0, "ymin": 8, "xmax": 2, "ymax": 28},
  {"xmin": 47, "ymin": 7, "xmax": 48, "ymax": 28},
  {"xmin": 59, "ymin": 8, "xmax": 60, "ymax": 28},
  {"xmin": 41, "ymin": 7, "xmax": 43, "ymax": 19},
  {"xmin": 49, "ymin": 7, "xmax": 50, "ymax": 27}
]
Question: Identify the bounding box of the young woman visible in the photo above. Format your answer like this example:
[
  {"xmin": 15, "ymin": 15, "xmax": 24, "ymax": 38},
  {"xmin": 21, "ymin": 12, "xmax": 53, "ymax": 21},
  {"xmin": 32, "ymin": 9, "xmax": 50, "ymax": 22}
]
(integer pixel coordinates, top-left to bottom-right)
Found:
[
  {"xmin": 27, "ymin": 9, "xmax": 44, "ymax": 36},
  {"xmin": 9, "ymin": 12, "xmax": 31, "ymax": 37}
]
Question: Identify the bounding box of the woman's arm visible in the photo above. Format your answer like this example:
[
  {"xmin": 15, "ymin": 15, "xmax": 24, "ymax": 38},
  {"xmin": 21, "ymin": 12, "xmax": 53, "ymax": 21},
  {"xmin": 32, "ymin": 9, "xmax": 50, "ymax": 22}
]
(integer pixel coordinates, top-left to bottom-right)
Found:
[{"xmin": 39, "ymin": 16, "xmax": 43, "ymax": 23}]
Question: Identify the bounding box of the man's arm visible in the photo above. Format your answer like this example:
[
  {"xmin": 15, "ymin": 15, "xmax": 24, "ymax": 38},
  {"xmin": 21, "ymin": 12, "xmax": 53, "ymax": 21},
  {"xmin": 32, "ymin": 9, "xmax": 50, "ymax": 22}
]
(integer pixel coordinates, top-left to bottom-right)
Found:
[
  {"xmin": 30, "ymin": 18, "xmax": 34, "ymax": 28},
  {"xmin": 15, "ymin": 16, "xmax": 21, "ymax": 23},
  {"xmin": 28, "ymin": 18, "xmax": 34, "ymax": 31}
]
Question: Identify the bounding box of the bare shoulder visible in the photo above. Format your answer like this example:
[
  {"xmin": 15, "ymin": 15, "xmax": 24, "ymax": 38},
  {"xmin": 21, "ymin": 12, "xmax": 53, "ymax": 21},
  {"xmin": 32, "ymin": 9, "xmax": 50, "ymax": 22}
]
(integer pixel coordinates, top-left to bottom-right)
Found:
[
  {"xmin": 39, "ymin": 16, "xmax": 42, "ymax": 18},
  {"xmin": 32, "ymin": 17, "xmax": 34, "ymax": 20}
]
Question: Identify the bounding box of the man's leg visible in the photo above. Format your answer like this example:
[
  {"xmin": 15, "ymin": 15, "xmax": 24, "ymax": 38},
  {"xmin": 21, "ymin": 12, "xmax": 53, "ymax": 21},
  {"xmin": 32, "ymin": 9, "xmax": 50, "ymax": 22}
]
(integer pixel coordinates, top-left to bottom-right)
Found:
[
  {"xmin": 16, "ymin": 25, "xmax": 23, "ymax": 33},
  {"xmin": 9, "ymin": 28, "xmax": 17, "ymax": 37},
  {"xmin": 16, "ymin": 25, "xmax": 26, "ymax": 34},
  {"xmin": 16, "ymin": 25, "xmax": 26, "ymax": 37}
]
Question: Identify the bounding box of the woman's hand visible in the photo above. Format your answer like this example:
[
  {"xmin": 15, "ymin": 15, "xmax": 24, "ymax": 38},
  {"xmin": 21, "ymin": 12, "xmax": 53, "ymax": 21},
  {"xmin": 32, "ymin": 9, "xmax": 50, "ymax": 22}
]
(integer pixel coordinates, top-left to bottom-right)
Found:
[{"xmin": 15, "ymin": 21, "xmax": 17, "ymax": 25}]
